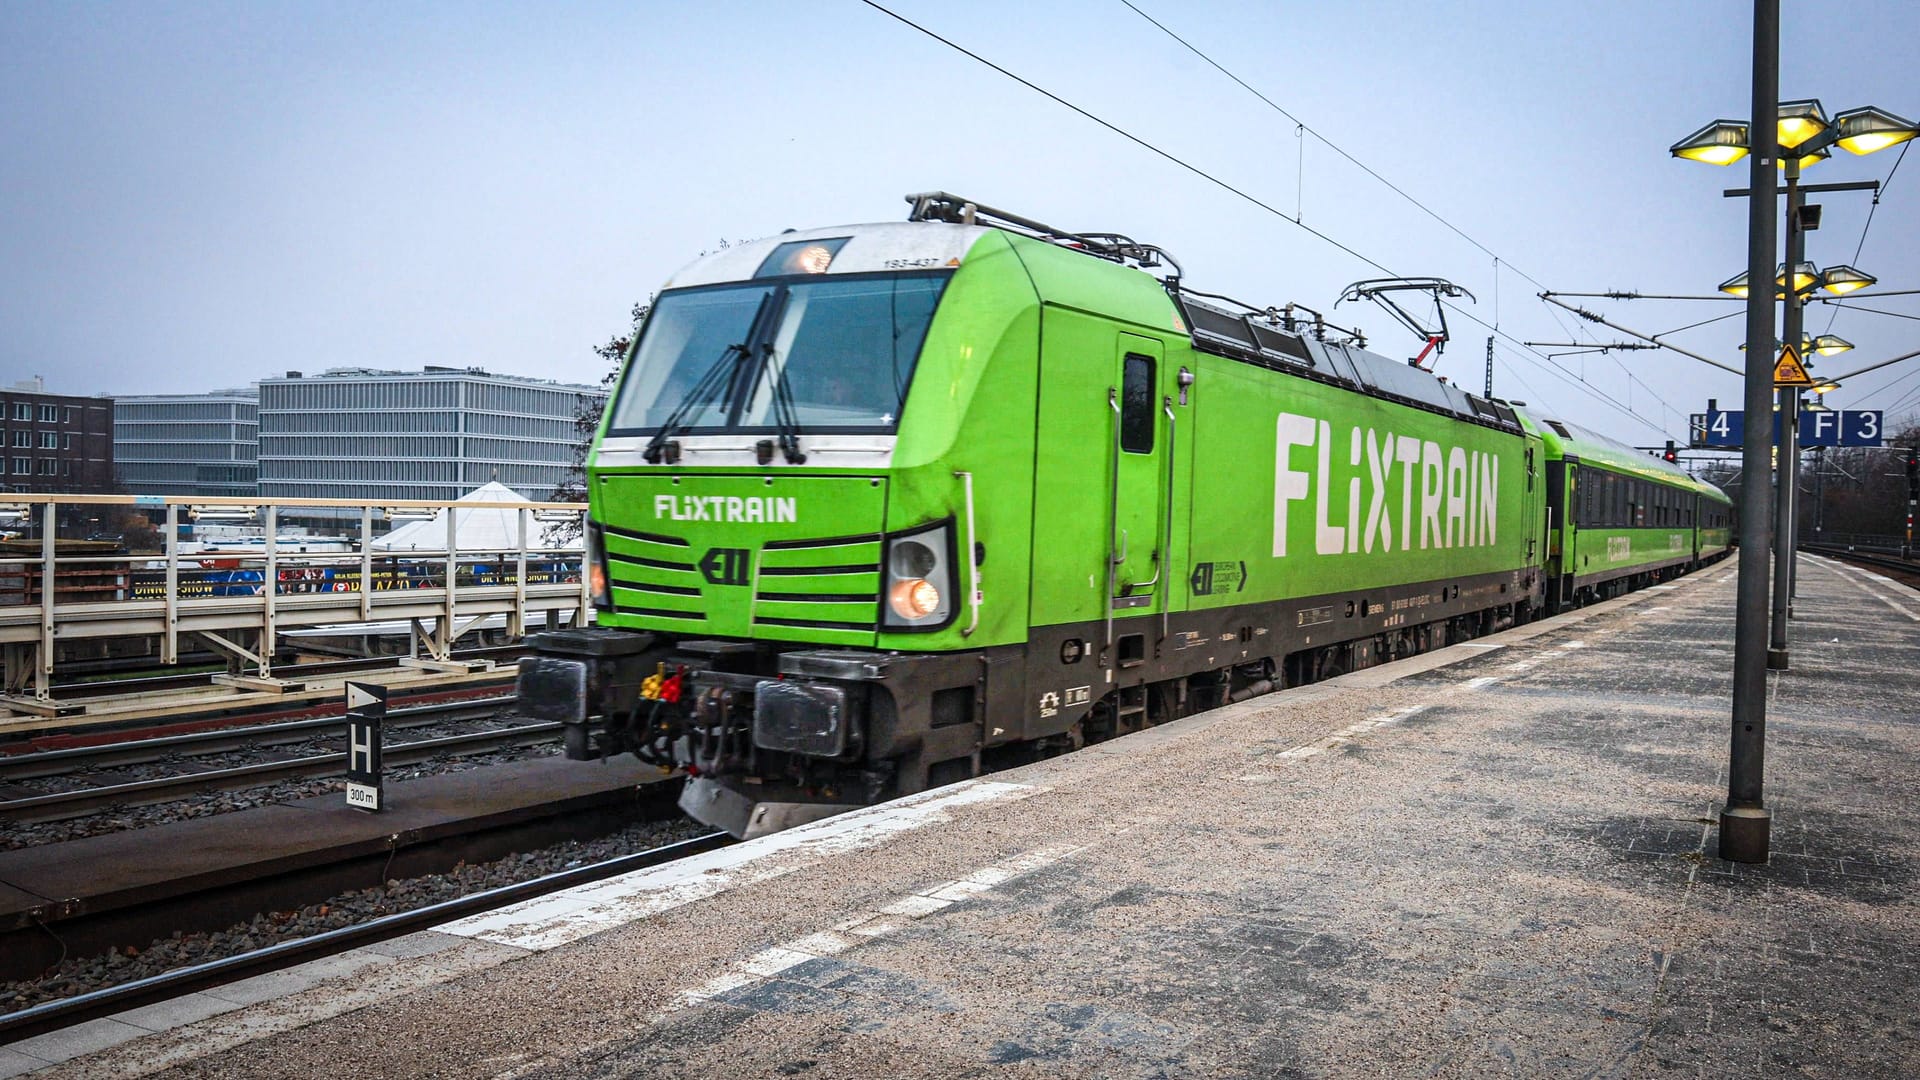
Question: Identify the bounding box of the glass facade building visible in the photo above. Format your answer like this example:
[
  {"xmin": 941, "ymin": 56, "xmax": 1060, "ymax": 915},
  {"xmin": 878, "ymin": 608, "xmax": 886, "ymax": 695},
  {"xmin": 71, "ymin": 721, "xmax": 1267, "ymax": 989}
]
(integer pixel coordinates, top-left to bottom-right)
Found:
[
  {"xmin": 113, "ymin": 390, "xmax": 260, "ymax": 497},
  {"xmin": 256, "ymin": 367, "xmax": 603, "ymax": 507}
]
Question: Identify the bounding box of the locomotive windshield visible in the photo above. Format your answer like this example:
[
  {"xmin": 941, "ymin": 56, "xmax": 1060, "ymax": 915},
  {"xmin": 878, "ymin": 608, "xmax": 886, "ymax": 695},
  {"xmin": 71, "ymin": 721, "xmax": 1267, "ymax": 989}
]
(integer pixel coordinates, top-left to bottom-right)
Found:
[{"xmin": 607, "ymin": 272, "xmax": 950, "ymax": 435}]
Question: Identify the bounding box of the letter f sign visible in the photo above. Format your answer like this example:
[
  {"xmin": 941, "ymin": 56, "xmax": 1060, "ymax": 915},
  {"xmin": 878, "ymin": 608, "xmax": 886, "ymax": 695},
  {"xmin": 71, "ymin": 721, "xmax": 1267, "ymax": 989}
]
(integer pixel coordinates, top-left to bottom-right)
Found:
[{"xmin": 1274, "ymin": 413, "xmax": 1315, "ymax": 557}]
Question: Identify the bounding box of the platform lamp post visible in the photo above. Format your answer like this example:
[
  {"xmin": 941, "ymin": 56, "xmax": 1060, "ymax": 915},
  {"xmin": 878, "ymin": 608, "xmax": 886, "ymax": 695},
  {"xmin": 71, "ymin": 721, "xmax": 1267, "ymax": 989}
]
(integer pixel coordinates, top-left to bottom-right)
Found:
[{"xmin": 1672, "ymin": 70, "xmax": 1916, "ymax": 861}]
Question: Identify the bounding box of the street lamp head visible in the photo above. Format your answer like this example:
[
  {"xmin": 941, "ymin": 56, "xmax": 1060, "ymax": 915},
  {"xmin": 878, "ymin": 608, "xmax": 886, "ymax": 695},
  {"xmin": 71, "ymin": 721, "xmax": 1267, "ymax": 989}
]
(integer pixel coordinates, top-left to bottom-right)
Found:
[
  {"xmin": 1775, "ymin": 99, "xmax": 1830, "ymax": 151},
  {"xmin": 1833, "ymin": 106, "xmax": 1920, "ymax": 155},
  {"xmin": 1717, "ymin": 271, "xmax": 1752, "ymax": 298},
  {"xmin": 1779, "ymin": 145, "xmax": 1831, "ymax": 170},
  {"xmin": 1777, "ymin": 261, "xmax": 1819, "ymax": 293},
  {"xmin": 1818, "ymin": 265, "xmax": 1876, "ymax": 294},
  {"xmin": 1809, "ymin": 334, "xmax": 1853, "ymax": 356},
  {"xmin": 1671, "ymin": 119, "xmax": 1750, "ymax": 165}
]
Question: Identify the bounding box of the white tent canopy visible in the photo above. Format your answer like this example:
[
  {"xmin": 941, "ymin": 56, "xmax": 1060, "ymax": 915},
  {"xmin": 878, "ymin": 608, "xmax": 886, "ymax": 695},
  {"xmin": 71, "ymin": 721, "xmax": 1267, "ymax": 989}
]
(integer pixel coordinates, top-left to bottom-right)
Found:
[{"xmin": 370, "ymin": 481, "xmax": 572, "ymax": 552}]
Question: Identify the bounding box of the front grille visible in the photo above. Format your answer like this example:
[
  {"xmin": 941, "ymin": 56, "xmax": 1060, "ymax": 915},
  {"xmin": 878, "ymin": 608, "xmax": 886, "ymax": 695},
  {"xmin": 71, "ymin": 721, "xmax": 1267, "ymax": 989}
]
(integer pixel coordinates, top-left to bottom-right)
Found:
[
  {"xmin": 603, "ymin": 526, "xmax": 705, "ymax": 623},
  {"xmin": 752, "ymin": 533, "xmax": 882, "ymax": 638}
]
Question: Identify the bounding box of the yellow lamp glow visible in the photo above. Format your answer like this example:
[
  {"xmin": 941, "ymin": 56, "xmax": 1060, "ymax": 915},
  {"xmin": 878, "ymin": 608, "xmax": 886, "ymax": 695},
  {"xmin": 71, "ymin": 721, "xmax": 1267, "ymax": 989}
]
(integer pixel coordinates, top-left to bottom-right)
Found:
[
  {"xmin": 1776, "ymin": 261, "xmax": 1819, "ymax": 293},
  {"xmin": 1718, "ymin": 272, "xmax": 1751, "ymax": 298},
  {"xmin": 1833, "ymin": 106, "xmax": 1919, "ymax": 155},
  {"xmin": 1819, "ymin": 265, "xmax": 1876, "ymax": 295},
  {"xmin": 1810, "ymin": 334, "xmax": 1853, "ymax": 357},
  {"xmin": 1777, "ymin": 146, "xmax": 1831, "ymax": 170},
  {"xmin": 1775, "ymin": 99, "xmax": 1830, "ymax": 150},
  {"xmin": 1671, "ymin": 120, "xmax": 1749, "ymax": 165}
]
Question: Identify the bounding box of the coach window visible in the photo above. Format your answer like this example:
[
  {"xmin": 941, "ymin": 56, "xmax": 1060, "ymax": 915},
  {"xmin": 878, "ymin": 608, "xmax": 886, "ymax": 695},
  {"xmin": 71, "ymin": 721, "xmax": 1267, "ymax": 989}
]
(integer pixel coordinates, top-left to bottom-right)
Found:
[{"xmin": 1121, "ymin": 353, "xmax": 1155, "ymax": 453}]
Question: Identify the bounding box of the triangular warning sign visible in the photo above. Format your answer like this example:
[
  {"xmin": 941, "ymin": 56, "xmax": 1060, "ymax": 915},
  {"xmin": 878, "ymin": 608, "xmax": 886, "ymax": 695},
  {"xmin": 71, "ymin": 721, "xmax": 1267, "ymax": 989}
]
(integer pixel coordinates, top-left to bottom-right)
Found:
[
  {"xmin": 1773, "ymin": 345, "xmax": 1813, "ymax": 387},
  {"xmin": 346, "ymin": 682, "xmax": 386, "ymax": 712}
]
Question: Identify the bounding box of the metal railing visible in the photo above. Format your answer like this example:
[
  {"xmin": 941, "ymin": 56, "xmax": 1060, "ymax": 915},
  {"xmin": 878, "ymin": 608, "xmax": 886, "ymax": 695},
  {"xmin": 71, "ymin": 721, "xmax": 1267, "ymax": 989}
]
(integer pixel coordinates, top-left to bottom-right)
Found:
[{"xmin": 0, "ymin": 494, "xmax": 588, "ymax": 709}]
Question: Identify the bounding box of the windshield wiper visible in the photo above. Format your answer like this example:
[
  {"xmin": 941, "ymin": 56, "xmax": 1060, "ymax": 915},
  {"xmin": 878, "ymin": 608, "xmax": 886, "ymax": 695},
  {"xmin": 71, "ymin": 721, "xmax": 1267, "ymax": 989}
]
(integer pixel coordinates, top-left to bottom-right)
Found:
[
  {"xmin": 643, "ymin": 341, "xmax": 749, "ymax": 464},
  {"xmin": 764, "ymin": 344, "xmax": 808, "ymax": 465},
  {"xmin": 643, "ymin": 292, "xmax": 777, "ymax": 464}
]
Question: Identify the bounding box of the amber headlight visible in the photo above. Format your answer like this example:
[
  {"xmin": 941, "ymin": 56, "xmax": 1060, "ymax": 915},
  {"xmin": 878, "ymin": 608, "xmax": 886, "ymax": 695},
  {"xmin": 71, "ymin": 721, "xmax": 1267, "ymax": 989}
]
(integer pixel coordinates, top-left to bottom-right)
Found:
[
  {"xmin": 586, "ymin": 521, "xmax": 611, "ymax": 609},
  {"xmin": 888, "ymin": 576, "xmax": 941, "ymax": 619},
  {"xmin": 880, "ymin": 522, "xmax": 953, "ymax": 630}
]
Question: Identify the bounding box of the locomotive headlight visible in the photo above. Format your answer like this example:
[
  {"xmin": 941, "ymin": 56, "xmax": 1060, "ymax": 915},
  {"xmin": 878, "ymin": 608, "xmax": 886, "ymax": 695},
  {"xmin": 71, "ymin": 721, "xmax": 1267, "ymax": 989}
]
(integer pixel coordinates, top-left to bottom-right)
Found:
[
  {"xmin": 586, "ymin": 521, "xmax": 612, "ymax": 609},
  {"xmin": 881, "ymin": 522, "xmax": 953, "ymax": 630},
  {"xmin": 889, "ymin": 577, "xmax": 941, "ymax": 619},
  {"xmin": 795, "ymin": 245, "xmax": 835, "ymax": 274}
]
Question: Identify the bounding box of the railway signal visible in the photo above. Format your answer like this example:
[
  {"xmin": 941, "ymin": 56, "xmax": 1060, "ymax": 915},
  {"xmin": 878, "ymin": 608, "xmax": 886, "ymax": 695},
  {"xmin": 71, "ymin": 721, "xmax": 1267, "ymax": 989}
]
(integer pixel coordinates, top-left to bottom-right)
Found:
[{"xmin": 345, "ymin": 682, "xmax": 387, "ymax": 812}]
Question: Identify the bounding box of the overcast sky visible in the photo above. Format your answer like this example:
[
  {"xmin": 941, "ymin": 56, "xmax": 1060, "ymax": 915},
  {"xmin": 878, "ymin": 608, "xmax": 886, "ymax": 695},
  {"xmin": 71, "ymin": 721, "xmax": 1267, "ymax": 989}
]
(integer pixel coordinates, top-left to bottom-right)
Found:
[{"xmin": 3, "ymin": 1, "xmax": 1916, "ymax": 448}]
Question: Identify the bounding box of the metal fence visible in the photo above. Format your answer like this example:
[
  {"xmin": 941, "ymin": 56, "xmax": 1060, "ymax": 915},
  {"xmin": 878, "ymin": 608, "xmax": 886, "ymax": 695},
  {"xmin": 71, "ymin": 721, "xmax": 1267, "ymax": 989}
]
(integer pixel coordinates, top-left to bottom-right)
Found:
[{"xmin": 0, "ymin": 493, "xmax": 588, "ymax": 710}]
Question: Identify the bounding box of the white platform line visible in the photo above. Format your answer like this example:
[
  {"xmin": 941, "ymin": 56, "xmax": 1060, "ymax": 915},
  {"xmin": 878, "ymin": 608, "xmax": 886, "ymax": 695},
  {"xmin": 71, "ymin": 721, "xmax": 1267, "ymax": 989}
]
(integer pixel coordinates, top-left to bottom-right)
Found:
[
  {"xmin": 660, "ymin": 844, "xmax": 1086, "ymax": 1017},
  {"xmin": 437, "ymin": 779, "xmax": 1043, "ymax": 952},
  {"xmin": 1815, "ymin": 558, "xmax": 1920, "ymax": 621},
  {"xmin": 1267, "ymin": 704, "xmax": 1431, "ymax": 764}
]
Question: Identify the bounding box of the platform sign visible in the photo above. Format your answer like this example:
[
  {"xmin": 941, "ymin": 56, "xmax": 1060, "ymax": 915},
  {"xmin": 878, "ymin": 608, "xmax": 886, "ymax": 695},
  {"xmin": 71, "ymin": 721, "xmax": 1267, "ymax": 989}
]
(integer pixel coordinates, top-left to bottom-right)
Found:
[
  {"xmin": 345, "ymin": 681, "xmax": 387, "ymax": 812},
  {"xmin": 1693, "ymin": 409, "xmax": 1883, "ymax": 449}
]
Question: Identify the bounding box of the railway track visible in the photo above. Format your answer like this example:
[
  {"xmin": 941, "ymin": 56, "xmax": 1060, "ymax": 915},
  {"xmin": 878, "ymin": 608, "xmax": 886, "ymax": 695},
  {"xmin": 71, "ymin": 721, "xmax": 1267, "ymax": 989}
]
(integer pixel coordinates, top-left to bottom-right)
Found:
[
  {"xmin": 0, "ymin": 705, "xmax": 549, "ymax": 825},
  {"xmin": 0, "ymin": 696, "xmax": 515, "ymax": 781},
  {"xmin": 1802, "ymin": 543, "xmax": 1920, "ymax": 588},
  {"xmin": 0, "ymin": 830, "xmax": 731, "ymax": 1043}
]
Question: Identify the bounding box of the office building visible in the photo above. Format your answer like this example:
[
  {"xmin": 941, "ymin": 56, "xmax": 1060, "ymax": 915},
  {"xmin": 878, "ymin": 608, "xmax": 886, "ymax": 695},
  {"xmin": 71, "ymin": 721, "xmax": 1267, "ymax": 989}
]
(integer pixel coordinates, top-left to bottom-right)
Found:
[
  {"xmin": 113, "ymin": 390, "xmax": 259, "ymax": 497},
  {"xmin": 256, "ymin": 366, "xmax": 603, "ymax": 510}
]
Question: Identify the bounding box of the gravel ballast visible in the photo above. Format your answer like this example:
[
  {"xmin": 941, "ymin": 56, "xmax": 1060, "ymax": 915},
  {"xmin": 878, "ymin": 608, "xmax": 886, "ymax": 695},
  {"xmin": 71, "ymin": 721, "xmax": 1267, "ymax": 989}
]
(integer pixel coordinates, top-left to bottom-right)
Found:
[{"xmin": 0, "ymin": 814, "xmax": 709, "ymax": 1012}]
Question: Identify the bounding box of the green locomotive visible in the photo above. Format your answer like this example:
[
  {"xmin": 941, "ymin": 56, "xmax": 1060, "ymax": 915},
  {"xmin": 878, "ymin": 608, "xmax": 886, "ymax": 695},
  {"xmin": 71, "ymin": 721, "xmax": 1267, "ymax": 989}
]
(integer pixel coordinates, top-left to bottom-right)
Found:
[{"xmin": 521, "ymin": 193, "xmax": 1731, "ymax": 837}]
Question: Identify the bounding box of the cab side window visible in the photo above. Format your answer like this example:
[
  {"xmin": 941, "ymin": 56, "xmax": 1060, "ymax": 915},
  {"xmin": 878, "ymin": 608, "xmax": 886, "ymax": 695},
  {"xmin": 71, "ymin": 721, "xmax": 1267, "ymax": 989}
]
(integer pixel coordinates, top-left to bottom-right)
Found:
[{"xmin": 1121, "ymin": 354, "xmax": 1155, "ymax": 454}]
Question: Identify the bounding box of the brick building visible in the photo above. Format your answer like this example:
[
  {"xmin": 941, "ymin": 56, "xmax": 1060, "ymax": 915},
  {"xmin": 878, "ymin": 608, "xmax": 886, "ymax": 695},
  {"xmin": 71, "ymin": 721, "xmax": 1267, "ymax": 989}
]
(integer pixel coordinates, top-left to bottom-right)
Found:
[{"xmin": 1, "ymin": 377, "xmax": 114, "ymax": 494}]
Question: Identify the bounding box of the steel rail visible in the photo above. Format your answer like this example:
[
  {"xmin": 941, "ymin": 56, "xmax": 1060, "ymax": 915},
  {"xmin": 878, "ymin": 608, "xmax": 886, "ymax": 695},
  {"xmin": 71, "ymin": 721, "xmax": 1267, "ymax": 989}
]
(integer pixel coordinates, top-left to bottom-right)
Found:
[
  {"xmin": 0, "ymin": 722, "xmax": 564, "ymax": 824},
  {"xmin": 0, "ymin": 831, "xmax": 733, "ymax": 1044},
  {"xmin": 0, "ymin": 696, "xmax": 515, "ymax": 780},
  {"xmin": 1802, "ymin": 543, "xmax": 1920, "ymax": 583}
]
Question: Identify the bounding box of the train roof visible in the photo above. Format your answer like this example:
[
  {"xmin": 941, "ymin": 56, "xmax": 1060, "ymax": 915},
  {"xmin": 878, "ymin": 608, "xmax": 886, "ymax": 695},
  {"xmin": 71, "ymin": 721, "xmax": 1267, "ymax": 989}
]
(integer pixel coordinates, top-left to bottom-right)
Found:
[
  {"xmin": 660, "ymin": 222, "xmax": 991, "ymax": 290},
  {"xmin": 904, "ymin": 192, "xmax": 1529, "ymax": 437},
  {"xmin": 651, "ymin": 196, "xmax": 1540, "ymax": 442},
  {"xmin": 1528, "ymin": 413, "xmax": 1726, "ymax": 499},
  {"xmin": 1168, "ymin": 292, "xmax": 1523, "ymax": 435}
]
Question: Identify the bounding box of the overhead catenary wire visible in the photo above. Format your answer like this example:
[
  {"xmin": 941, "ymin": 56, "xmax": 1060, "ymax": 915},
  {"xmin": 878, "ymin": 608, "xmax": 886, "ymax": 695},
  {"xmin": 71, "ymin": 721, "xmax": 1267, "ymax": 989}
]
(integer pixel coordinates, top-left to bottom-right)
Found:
[
  {"xmin": 1116, "ymin": 0, "xmax": 1685, "ymax": 431},
  {"xmin": 1117, "ymin": 1, "xmax": 1552, "ymax": 290},
  {"xmin": 857, "ymin": 0, "xmax": 1682, "ymax": 440},
  {"xmin": 1825, "ymin": 141, "xmax": 1909, "ymax": 335}
]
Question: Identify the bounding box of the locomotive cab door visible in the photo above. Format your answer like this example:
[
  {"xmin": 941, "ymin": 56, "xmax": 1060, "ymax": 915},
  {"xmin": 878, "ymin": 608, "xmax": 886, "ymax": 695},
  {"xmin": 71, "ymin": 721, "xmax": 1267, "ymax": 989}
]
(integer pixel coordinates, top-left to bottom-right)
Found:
[{"xmin": 1109, "ymin": 334, "xmax": 1169, "ymax": 623}]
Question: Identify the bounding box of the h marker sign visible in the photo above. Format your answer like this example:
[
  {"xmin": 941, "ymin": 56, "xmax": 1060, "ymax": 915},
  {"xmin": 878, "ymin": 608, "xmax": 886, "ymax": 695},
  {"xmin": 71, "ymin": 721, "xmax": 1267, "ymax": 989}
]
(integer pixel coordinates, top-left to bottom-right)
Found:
[{"xmin": 345, "ymin": 681, "xmax": 387, "ymax": 812}]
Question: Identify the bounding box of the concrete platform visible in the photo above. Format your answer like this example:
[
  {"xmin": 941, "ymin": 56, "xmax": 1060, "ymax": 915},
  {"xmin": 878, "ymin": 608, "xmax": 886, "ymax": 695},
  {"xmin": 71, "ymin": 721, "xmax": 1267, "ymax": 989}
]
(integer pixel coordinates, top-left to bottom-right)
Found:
[{"xmin": 10, "ymin": 552, "xmax": 1919, "ymax": 1078}]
